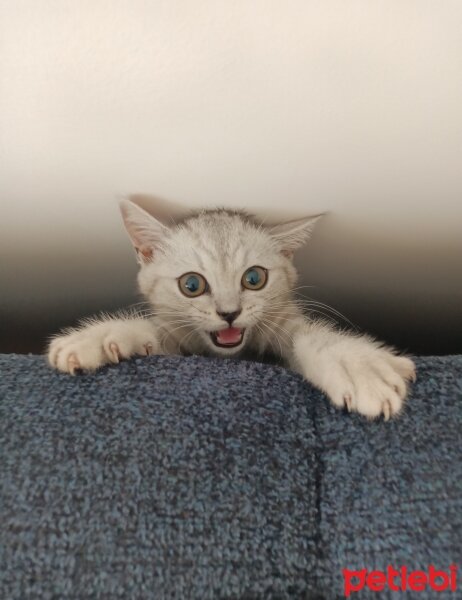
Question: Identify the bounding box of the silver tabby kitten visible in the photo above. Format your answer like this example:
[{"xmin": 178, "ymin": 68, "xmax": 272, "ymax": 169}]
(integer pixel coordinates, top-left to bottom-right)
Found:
[{"xmin": 48, "ymin": 200, "xmax": 416, "ymax": 420}]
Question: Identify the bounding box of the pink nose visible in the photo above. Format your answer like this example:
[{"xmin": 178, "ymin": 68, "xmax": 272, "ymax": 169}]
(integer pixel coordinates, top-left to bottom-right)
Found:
[{"xmin": 216, "ymin": 310, "xmax": 241, "ymax": 325}]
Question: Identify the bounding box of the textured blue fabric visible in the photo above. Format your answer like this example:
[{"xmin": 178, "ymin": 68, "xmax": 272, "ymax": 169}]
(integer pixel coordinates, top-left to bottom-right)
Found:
[{"xmin": 0, "ymin": 354, "xmax": 460, "ymax": 599}]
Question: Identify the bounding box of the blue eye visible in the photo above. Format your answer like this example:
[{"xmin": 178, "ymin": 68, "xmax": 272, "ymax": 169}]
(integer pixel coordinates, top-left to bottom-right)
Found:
[
  {"xmin": 186, "ymin": 276, "xmax": 199, "ymax": 292},
  {"xmin": 242, "ymin": 266, "xmax": 267, "ymax": 290},
  {"xmin": 246, "ymin": 270, "xmax": 260, "ymax": 285},
  {"xmin": 179, "ymin": 272, "xmax": 207, "ymax": 297}
]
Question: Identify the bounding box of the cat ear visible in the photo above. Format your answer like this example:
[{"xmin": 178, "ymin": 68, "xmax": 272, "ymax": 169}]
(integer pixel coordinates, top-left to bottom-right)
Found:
[
  {"xmin": 270, "ymin": 215, "xmax": 322, "ymax": 258},
  {"xmin": 120, "ymin": 199, "xmax": 170, "ymax": 263}
]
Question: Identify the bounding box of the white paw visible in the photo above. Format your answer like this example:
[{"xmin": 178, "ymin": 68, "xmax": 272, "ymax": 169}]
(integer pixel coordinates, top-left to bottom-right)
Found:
[
  {"xmin": 326, "ymin": 349, "xmax": 416, "ymax": 420},
  {"xmin": 48, "ymin": 319, "xmax": 160, "ymax": 374}
]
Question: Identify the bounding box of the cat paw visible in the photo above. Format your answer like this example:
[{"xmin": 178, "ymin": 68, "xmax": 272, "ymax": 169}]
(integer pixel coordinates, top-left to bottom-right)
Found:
[
  {"xmin": 48, "ymin": 319, "xmax": 160, "ymax": 374},
  {"xmin": 327, "ymin": 351, "xmax": 416, "ymax": 420}
]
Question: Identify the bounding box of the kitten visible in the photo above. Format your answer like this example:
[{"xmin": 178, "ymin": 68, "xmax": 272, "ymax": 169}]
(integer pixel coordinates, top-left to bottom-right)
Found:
[{"xmin": 48, "ymin": 201, "xmax": 416, "ymax": 420}]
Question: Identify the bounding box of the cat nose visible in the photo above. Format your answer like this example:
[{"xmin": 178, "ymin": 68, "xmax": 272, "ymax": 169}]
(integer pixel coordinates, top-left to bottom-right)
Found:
[{"xmin": 217, "ymin": 310, "xmax": 241, "ymax": 325}]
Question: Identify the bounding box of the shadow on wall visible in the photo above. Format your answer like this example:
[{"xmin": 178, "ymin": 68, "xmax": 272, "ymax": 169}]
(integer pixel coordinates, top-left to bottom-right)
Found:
[{"xmin": 0, "ymin": 194, "xmax": 461, "ymax": 355}]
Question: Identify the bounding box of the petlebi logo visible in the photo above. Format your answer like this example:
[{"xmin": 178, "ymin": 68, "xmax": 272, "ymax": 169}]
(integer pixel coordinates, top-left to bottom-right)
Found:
[{"xmin": 343, "ymin": 564, "xmax": 458, "ymax": 597}]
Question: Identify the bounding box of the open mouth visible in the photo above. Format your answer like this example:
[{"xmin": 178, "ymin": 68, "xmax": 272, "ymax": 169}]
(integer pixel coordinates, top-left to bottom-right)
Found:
[{"xmin": 210, "ymin": 327, "xmax": 245, "ymax": 348}]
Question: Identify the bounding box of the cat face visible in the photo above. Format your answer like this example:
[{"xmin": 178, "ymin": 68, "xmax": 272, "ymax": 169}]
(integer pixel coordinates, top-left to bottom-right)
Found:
[{"xmin": 120, "ymin": 201, "xmax": 319, "ymax": 355}]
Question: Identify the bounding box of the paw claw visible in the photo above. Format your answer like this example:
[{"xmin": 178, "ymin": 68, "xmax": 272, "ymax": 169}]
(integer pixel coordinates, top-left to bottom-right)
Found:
[
  {"xmin": 108, "ymin": 342, "xmax": 120, "ymax": 363},
  {"xmin": 383, "ymin": 400, "xmax": 391, "ymax": 421},
  {"xmin": 344, "ymin": 394, "xmax": 352, "ymax": 412},
  {"xmin": 68, "ymin": 353, "xmax": 80, "ymax": 375},
  {"xmin": 49, "ymin": 321, "xmax": 159, "ymax": 374},
  {"xmin": 320, "ymin": 348, "xmax": 413, "ymax": 421}
]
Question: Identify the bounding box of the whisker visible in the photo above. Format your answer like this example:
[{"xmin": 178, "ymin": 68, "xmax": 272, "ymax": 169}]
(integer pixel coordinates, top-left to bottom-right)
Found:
[
  {"xmin": 262, "ymin": 317, "xmax": 295, "ymax": 346},
  {"xmin": 292, "ymin": 294, "xmax": 357, "ymax": 330},
  {"xmin": 159, "ymin": 321, "xmax": 194, "ymax": 349},
  {"xmin": 258, "ymin": 319, "xmax": 284, "ymax": 358},
  {"xmin": 259, "ymin": 316, "xmax": 295, "ymax": 354},
  {"xmin": 260, "ymin": 290, "xmax": 357, "ymax": 330},
  {"xmin": 254, "ymin": 321, "xmax": 271, "ymax": 354},
  {"xmin": 179, "ymin": 326, "xmax": 201, "ymax": 352}
]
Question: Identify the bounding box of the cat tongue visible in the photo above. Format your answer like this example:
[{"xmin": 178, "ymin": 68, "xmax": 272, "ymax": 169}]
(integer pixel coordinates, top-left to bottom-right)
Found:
[{"xmin": 216, "ymin": 327, "xmax": 242, "ymax": 345}]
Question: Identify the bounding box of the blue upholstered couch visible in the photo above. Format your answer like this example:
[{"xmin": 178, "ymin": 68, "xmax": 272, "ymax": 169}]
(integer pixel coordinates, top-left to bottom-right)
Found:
[{"xmin": 0, "ymin": 353, "xmax": 461, "ymax": 599}]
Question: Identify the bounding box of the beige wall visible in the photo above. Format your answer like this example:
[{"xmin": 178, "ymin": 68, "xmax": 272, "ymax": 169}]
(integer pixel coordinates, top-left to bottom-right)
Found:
[{"xmin": 1, "ymin": 1, "xmax": 461, "ymax": 353}]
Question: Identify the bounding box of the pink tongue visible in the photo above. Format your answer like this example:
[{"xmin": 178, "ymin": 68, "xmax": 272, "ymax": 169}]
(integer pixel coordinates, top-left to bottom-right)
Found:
[{"xmin": 217, "ymin": 327, "xmax": 242, "ymax": 345}]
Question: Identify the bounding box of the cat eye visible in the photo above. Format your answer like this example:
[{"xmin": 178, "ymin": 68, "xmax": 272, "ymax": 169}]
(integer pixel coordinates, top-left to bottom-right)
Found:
[
  {"xmin": 242, "ymin": 266, "xmax": 268, "ymax": 291},
  {"xmin": 178, "ymin": 272, "xmax": 208, "ymax": 297}
]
